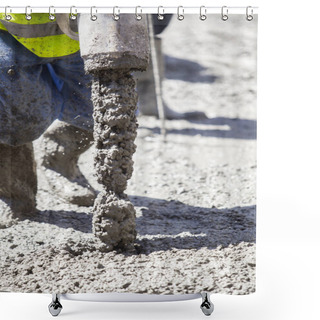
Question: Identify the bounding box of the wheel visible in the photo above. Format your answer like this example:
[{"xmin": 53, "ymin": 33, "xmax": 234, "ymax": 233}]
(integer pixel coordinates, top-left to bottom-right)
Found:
[
  {"xmin": 200, "ymin": 292, "xmax": 214, "ymax": 316},
  {"xmin": 48, "ymin": 294, "xmax": 63, "ymax": 317}
]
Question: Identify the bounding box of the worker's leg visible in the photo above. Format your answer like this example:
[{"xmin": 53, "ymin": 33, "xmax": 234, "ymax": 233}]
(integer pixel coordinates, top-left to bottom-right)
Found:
[
  {"xmin": 37, "ymin": 53, "xmax": 96, "ymax": 206},
  {"xmin": 0, "ymin": 31, "xmax": 63, "ymax": 146},
  {"xmin": 0, "ymin": 143, "xmax": 37, "ymax": 228},
  {"xmin": 0, "ymin": 31, "xmax": 63, "ymax": 227},
  {"xmin": 38, "ymin": 120, "xmax": 96, "ymax": 206}
]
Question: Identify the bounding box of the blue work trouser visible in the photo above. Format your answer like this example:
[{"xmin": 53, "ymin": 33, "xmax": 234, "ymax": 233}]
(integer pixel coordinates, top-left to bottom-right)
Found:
[{"xmin": 0, "ymin": 30, "xmax": 93, "ymax": 146}]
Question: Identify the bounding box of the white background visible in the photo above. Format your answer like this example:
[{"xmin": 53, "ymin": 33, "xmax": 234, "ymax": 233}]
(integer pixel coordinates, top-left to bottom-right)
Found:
[{"xmin": 1, "ymin": 0, "xmax": 320, "ymax": 319}]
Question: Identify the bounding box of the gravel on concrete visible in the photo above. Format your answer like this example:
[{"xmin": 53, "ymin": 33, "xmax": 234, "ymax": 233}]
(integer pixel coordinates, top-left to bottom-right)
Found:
[{"xmin": 0, "ymin": 15, "xmax": 257, "ymax": 295}]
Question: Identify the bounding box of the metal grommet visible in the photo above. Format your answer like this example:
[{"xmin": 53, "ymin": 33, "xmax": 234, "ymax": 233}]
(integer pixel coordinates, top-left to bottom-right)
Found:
[
  {"xmin": 5, "ymin": 6, "xmax": 12, "ymax": 21},
  {"xmin": 135, "ymin": 6, "xmax": 142, "ymax": 20},
  {"xmin": 246, "ymin": 6, "xmax": 254, "ymax": 21},
  {"xmin": 91, "ymin": 6, "xmax": 97, "ymax": 21},
  {"xmin": 157, "ymin": 6, "xmax": 164, "ymax": 20},
  {"xmin": 49, "ymin": 6, "xmax": 56, "ymax": 21},
  {"xmin": 113, "ymin": 6, "xmax": 120, "ymax": 21},
  {"xmin": 25, "ymin": 6, "xmax": 32, "ymax": 21},
  {"xmin": 70, "ymin": 6, "xmax": 77, "ymax": 20},
  {"xmin": 177, "ymin": 6, "xmax": 184, "ymax": 21},
  {"xmin": 221, "ymin": 6, "xmax": 228, "ymax": 21},
  {"xmin": 7, "ymin": 68, "xmax": 15, "ymax": 76},
  {"xmin": 200, "ymin": 6, "xmax": 207, "ymax": 21}
]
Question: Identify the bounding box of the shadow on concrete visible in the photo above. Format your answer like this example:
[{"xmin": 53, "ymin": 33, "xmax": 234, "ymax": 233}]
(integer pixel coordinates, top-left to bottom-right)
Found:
[
  {"xmin": 164, "ymin": 55, "xmax": 218, "ymax": 84},
  {"xmin": 33, "ymin": 209, "xmax": 92, "ymax": 233},
  {"xmin": 32, "ymin": 196, "xmax": 255, "ymax": 254},
  {"xmin": 139, "ymin": 117, "xmax": 256, "ymax": 140},
  {"xmin": 131, "ymin": 196, "xmax": 256, "ymax": 254}
]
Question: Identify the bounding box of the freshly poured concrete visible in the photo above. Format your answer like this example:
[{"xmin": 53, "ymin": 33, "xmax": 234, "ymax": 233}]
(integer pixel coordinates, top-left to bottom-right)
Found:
[{"xmin": 0, "ymin": 15, "xmax": 257, "ymax": 295}]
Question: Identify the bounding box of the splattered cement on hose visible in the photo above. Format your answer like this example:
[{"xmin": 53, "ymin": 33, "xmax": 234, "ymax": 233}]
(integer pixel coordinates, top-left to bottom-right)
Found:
[{"xmin": 91, "ymin": 70, "xmax": 138, "ymax": 250}]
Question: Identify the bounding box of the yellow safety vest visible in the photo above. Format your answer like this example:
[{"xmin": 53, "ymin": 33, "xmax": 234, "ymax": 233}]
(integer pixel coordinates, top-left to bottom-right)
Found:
[{"xmin": 0, "ymin": 13, "xmax": 80, "ymax": 58}]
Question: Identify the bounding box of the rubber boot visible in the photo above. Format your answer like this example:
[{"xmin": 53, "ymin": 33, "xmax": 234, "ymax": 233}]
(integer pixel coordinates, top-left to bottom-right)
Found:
[
  {"xmin": 136, "ymin": 37, "xmax": 207, "ymax": 120},
  {"xmin": 0, "ymin": 142, "xmax": 37, "ymax": 228},
  {"xmin": 38, "ymin": 120, "xmax": 96, "ymax": 206}
]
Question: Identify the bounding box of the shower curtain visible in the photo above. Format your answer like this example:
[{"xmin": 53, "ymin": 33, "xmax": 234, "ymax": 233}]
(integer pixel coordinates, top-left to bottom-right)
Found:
[{"xmin": 0, "ymin": 11, "xmax": 257, "ymax": 296}]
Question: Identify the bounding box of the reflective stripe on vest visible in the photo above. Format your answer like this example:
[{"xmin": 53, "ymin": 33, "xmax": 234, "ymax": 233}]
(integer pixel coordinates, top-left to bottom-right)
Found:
[{"xmin": 0, "ymin": 13, "xmax": 80, "ymax": 58}]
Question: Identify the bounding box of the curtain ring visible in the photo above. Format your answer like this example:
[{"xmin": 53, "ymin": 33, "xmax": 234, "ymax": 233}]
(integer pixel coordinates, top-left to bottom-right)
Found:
[
  {"xmin": 221, "ymin": 6, "xmax": 228, "ymax": 21},
  {"xmin": 91, "ymin": 6, "xmax": 97, "ymax": 21},
  {"xmin": 25, "ymin": 6, "xmax": 32, "ymax": 21},
  {"xmin": 5, "ymin": 6, "xmax": 12, "ymax": 21},
  {"xmin": 177, "ymin": 6, "xmax": 184, "ymax": 21},
  {"xmin": 246, "ymin": 6, "xmax": 254, "ymax": 21},
  {"xmin": 200, "ymin": 6, "xmax": 207, "ymax": 21},
  {"xmin": 49, "ymin": 6, "xmax": 56, "ymax": 21},
  {"xmin": 113, "ymin": 6, "xmax": 120, "ymax": 21},
  {"xmin": 135, "ymin": 6, "xmax": 142, "ymax": 20},
  {"xmin": 70, "ymin": 6, "xmax": 77, "ymax": 20},
  {"xmin": 157, "ymin": 6, "xmax": 164, "ymax": 20}
]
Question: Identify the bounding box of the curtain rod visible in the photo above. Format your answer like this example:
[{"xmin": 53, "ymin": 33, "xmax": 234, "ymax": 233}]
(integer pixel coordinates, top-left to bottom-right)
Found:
[{"xmin": 0, "ymin": 6, "xmax": 259, "ymax": 15}]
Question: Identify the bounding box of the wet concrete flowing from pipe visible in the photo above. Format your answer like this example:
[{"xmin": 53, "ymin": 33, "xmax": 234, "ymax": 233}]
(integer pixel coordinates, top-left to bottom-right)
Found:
[{"xmin": 91, "ymin": 70, "xmax": 138, "ymax": 251}]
